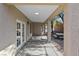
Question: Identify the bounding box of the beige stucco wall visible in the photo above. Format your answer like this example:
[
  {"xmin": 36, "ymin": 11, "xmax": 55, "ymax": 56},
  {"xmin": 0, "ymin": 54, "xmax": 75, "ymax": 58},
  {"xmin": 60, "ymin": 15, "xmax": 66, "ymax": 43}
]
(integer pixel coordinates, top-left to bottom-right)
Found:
[
  {"xmin": 31, "ymin": 22, "xmax": 42, "ymax": 36},
  {"xmin": 26, "ymin": 20, "xmax": 32, "ymax": 41},
  {"xmin": 64, "ymin": 4, "xmax": 79, "ymax": 56},
  {"xmin": 0, "ymin": 4, "xmax": 28, "ymax": 51}
]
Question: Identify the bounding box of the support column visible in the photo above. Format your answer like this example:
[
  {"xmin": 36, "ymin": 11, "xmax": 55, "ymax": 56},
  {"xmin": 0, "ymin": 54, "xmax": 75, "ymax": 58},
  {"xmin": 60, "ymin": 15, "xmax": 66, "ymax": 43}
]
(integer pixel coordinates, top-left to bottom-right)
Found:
[
  {"xmin": 43, "ymin": 24, "xmax": 45, "ymax": 35},
  {"xmin": 64, "ymin": 4, "xmax": 79, "ymax": 56},
  {"xmin": 44, "ymin": 24, "xmax": 45, "ymax": 34},
  {"xmin": 47, "ymin": 20, "xmax": 51, "ymax": 42}
]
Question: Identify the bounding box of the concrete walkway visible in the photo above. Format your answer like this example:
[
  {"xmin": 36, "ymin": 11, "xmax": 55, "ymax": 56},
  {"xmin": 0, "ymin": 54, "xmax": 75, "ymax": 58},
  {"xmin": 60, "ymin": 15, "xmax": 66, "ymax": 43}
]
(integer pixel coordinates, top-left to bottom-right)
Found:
[{"xmin": 16, "ymin": 36, "xmax": 63, "ymax": 56}]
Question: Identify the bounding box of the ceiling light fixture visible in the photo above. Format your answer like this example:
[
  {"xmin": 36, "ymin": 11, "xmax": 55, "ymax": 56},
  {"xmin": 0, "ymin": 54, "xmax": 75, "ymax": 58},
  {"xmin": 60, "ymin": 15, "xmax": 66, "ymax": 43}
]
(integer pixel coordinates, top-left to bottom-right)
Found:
[{"xmin": 34, "ymin": 12, "xmax": 39, "ymax": 15}]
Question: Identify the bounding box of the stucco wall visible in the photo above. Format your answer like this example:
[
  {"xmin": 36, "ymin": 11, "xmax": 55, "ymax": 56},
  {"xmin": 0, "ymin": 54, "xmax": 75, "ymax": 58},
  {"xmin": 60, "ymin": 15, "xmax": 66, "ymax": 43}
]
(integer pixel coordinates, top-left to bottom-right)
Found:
[
  {"xmin": 31, "ymin": 22, "xmax": 42, "ymax": 36},
  {"xmin": 64, "ymin": 4, "xmax": 79, "ymax": 56},
  {"xmin": 0, "ymin": 4, "xmax": 28, "ymax": 51}
]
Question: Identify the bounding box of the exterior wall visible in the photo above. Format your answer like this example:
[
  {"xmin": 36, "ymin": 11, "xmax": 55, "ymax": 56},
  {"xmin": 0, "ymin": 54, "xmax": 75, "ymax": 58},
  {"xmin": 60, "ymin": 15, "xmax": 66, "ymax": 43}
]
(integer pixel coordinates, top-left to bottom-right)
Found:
[
  {"xmin": 31, "ymin": 22, "xmax": 42, "ymax": 36},
  {"xmin": 64, "ymin": 4, "xmax": 79, "ymax": 56},
  {"xmin": 0, "ymin": 4, "xmax": 28, "ymax": 51},
  {"xmin": 26, "ymin": 21, "xmax": 32, "ymax": 41}
]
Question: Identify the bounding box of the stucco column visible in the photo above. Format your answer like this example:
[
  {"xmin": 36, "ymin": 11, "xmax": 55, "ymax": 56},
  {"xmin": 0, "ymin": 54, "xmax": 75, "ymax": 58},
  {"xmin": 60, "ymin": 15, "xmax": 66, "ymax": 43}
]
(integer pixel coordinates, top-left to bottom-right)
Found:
[
  {"xmin": 43, "ymin": 24, "xmax": 45, "ymax": 35},
  {"xmin": 47, "ymin": 20, "xmax": 51, "ymax": 42},
  {"xmin": 44, "ymin": 24, "xmax": 45, "ymax": 34}
]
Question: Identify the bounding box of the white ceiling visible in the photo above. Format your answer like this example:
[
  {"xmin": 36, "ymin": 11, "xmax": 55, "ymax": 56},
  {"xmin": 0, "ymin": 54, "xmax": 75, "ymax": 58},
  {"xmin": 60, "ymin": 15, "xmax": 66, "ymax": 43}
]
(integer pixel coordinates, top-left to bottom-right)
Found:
[{"xmin": 14, "ymin": 4, "xmax": 58, "ymax": 23}]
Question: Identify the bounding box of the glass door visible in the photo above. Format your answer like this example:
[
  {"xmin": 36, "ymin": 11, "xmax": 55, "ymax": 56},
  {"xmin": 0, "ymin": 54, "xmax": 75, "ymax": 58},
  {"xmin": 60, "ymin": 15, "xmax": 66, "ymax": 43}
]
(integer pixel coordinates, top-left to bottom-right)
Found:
[
  {"xmin": 16, "ymin": 20, "xmax": 26, "ymax": 47},
  {"xmin": 22, "ymin": 22, "xmax": 26, "ymax": 43},
  {"xmin": 16, "ymin": 21, "xmax": 22, "ymax": 47}
]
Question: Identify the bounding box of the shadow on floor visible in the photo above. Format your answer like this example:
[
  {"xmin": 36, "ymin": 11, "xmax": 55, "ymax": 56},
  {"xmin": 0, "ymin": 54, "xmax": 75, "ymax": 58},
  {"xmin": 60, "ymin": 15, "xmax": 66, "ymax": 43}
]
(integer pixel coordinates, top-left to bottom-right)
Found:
[
  {"xmin": 16, "ymin": 36, "xmax": 63, "ymax": 56},
  {"xmin": 16, "ymin": 37, "xmax": 48, "ymax": 56},
  {"xmin": 51, "ymin": 37, "xmax": 64, "ymax": 54}
]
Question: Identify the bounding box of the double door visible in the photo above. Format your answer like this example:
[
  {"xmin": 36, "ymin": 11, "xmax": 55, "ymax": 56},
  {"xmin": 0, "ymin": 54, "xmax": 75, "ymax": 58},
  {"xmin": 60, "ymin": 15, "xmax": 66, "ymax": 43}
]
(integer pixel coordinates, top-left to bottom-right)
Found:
[{"xmin": 16, "ymin": 20, "xmax": 26, "ymax": 47}]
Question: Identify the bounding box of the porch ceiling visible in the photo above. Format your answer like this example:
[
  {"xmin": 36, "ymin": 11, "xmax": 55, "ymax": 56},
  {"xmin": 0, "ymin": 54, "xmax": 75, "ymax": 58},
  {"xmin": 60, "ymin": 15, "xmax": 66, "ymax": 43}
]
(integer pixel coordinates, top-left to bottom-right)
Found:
[{"xmin": 14, "ymin": 4, "xmax": 58, "ymax": 23}]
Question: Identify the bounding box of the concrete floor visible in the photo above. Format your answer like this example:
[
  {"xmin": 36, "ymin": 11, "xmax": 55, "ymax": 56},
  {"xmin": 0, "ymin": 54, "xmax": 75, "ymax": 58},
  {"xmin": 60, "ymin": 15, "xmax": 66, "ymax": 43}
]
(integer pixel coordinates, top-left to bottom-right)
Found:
[
  {"xmin": 51, "ymin": 37, "xmax": 64, "ymax": 54},
  {"xmin": 16, "ymin": 36, "xmax": 63, "ymax": 56}
]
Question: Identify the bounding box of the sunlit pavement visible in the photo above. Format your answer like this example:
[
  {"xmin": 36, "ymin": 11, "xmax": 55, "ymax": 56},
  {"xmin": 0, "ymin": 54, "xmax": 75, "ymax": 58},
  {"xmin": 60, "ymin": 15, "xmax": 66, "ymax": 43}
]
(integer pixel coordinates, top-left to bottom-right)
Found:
[{"xmin": 16, "ymin": 36, "xmax": 63, "ymax": 56}]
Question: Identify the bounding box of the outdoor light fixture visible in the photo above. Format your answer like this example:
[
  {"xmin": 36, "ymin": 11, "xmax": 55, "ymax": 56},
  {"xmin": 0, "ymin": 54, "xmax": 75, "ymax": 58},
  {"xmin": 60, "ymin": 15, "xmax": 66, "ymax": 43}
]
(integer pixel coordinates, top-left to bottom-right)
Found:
[{"xmin": 34, "ymin": 12, "xmax": 39, "ymax": 15}]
